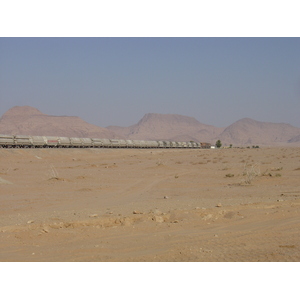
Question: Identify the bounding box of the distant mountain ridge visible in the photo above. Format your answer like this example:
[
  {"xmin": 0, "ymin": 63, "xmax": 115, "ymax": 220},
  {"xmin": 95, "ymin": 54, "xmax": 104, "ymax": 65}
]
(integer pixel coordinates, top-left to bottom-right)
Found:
[
  {"xmin": 1, "ymin": 106, "xmax": 300, "ymax": 146},
  {"xmin": 217, "ymin": 118, "xmax": 300, "ymax": 146},
  {"xmin": 107, "ymin": 113, "xmax": 223, "ymax": 143},
  {"xmin": 0, "ymin": 106, "xmax": 122, "ymax": 139}
]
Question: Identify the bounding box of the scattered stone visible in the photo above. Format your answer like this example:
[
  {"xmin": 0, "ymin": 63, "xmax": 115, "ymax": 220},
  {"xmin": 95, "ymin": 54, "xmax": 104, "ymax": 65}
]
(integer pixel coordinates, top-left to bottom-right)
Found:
[
  {"xmin": 133, "ymin": 210, "xmax": 143, "ymax": 214},
  {"xmin": 277, "ymin": 199, "xmax": 284, "ymax": 202},
  {"xmin": 202, "ymin": 214, "xmax": 212, "ymax": 221},
  {"xmin": 121, "ymin": 217, "xmax": 132, "ymax": 226},
  {"xmin": 173, "ymin": 220, "xmax": 179, "ymax": 223},
  {"xmin": 164, "ymin": 196, "xmax": 169, "ymax": 199},
  {"xmin": 41, "ymin": 227, "xmax": 49, "ymax": 233},
  {"xmin": 89, "ymin": 214, "xmax": 98, "ymax": 218},
  {"xmin": 27, "ymin": 220, "xmax": 34, "ymax": 224},
  {"xmin": 216, "ymin": 203, "xmax": 222, "ymax": 207},
  {"xmin": 153, "ymin": 216, "xmax": 164, "ymax": 223}
]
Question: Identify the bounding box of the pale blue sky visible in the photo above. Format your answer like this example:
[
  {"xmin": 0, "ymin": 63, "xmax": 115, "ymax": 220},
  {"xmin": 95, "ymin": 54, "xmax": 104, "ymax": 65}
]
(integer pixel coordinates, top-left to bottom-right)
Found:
[{"xmin": 1, "ymin": 37, "xmax": 300, "ymax": 128}]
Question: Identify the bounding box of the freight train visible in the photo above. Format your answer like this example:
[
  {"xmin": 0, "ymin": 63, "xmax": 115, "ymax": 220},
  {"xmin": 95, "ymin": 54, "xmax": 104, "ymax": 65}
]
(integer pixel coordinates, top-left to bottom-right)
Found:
[{"xmin": 0, "ymin": 134, "xmax": 211, "ymax": 149}]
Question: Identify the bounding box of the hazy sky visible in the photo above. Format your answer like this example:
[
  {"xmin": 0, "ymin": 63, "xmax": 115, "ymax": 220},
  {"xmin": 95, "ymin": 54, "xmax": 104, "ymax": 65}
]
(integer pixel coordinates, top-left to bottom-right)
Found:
[{"xmin": 1, "ymin": 37, "xmax": 300, "ymax": 128}]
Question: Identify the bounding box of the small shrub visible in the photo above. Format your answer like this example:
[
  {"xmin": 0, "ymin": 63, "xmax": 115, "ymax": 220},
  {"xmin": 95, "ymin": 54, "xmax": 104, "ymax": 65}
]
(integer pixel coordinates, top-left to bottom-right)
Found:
[
  {"xmin": 271, "ymin": 167, "xmax": 283, "ymax": 171},
  {"xmin": 225, "ymin": 173, "xmax": 234, "ymax": 178},
  {"xmin": 243, "ymin": 163, "xmax": 260, "ymax": 184}
]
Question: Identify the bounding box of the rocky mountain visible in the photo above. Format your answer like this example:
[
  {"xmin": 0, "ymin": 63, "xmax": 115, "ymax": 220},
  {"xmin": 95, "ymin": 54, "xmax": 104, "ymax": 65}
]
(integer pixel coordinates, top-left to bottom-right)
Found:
[
  {"xmin": 0, "ymin": 106, "xmax": 122, "ymax": 138},
  {"xmin": 217, "ymin": 118, "xmax": 300, "ymax": 146},
  {"xmin": 288, "ymin": 134, "xmax": 300, "ymax": 143},
  {"xmin": 107, "ymin": 113, "xmax": 223, "ymax": 143},
  {"xmin": 1, "ymin": 106, "xmax": 300, "ymax": 146}
]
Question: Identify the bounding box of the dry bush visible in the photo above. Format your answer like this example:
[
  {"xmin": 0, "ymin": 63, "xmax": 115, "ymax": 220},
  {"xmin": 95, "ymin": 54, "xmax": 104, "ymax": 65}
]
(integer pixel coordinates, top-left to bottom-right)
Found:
[
  {"xmin": 225, "ymin": 173, "xmax": 234, "ymax": 178},
  {"xmin": 242, "ymin": 163, "xmax": 261, "ymax": 184},
  {"xmin": 271, "ymin": 167, "xmax": 283, "ymax": 171}
]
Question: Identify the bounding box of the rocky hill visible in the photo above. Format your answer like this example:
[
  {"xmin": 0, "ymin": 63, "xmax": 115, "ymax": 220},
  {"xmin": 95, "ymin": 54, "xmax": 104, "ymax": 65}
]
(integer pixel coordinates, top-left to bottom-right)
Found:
[
  {"xmin": 217, "ymin": 118, "xmax": 300, "ymax": 146},
  {"xmin": 288, "ymin": 134, "xmax": 300, "ymax": 143},
  {"xmin": 107, "ymin": 113, "xmax": 223, "ymax": 143},
  {"xmin": 0, "ymin": 106, "xmax": 122, "ymax": 138}
]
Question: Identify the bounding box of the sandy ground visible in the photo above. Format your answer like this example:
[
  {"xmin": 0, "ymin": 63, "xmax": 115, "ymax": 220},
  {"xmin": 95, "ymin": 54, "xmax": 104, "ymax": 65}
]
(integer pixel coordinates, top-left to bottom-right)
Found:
[{"xmin": 0, "ymin": 147, "xmax": 299, "ymax": 262}]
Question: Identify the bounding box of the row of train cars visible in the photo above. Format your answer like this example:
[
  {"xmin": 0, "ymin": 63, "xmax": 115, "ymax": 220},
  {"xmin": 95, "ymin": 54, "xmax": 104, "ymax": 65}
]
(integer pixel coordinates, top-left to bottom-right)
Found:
[{"xmin": 0, "ymin": 134, "xmax": 211, "ymax": 149}]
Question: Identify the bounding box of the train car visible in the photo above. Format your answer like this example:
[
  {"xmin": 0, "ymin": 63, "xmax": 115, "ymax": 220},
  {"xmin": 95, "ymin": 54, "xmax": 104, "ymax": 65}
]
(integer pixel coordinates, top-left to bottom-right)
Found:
[
  {"xmin": 81, "ymin": 138, "xmax": 93, "ymax": 148},
  {"xmin": 131, "ymin": 140, "xmax": 139, "ymax": 148},
  {"xmin": 175, "ymin": 141, "xmax": 182, "ymax": 148},
  {"xmin": 143, "ymin": 140, "xmax": 151, "ymax": 148},
  {"xmin": 14, "ymin": 135, "xmax": 32, "ymax": 148},
  {"xmin": 70, "ymin": 137, "xmax": 82, "ymax": 147},
  {"xmin": 58, "ymin": 137, "xmax": 71, "ymax": 148},
  {"xmin": 156, "ymin": 141, "xmax": 164, "ymax": 148},
  {"xmin": 146, "ymin": 141, "xmax": 159, "ymax": 148},
  {"xmin": 118, "ymin": 139, "xmax": 127, "ymax": 148},
  {"xmin": 180, "ymin": 142, "xmax": 186, "ymax": 148},
  {"xmin": 101, "ymin": 139, "xmax": 112, "ymax": 148},
  {"xmin": 0, "ymin": 134, "xmax": 14, "ymax": 148},
  {"xmin": 92, "ymin": 138, "xmax": 103, "ymax": 148},
  {"xmin": 110, "ymin": 139, "xmax": 121, "ymax": 147},
  {"xmin": 125, "ymin": 140, "xmax": 134, "ymax": 148},
  {"xmin": 162, "ymin": 141, "xmax": 171, "ymax": 148},
  {"xmin": 31, "ymin": 136, "xmax": 47, "ymax": 148},
  {"xmin": 44, "ymin": 136, "xmax": 59, "ymax": 147},
  {"xmin": 140, "ymin": 140, "xmax": 148, "ymax": 148}
]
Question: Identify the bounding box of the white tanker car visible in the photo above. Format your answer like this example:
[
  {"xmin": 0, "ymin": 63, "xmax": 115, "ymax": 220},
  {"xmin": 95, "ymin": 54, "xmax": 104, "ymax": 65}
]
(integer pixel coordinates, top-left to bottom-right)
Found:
[{"xmin": 0, "ymin": 134, "xmax": 211, "ymax": 149}]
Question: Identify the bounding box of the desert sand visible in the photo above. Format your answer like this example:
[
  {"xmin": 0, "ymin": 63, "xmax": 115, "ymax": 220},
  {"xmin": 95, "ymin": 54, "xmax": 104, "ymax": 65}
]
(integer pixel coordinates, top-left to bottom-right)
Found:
[{"xmin": 0, "ymin": 146, "xmax": 299, "ymax": 261}]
